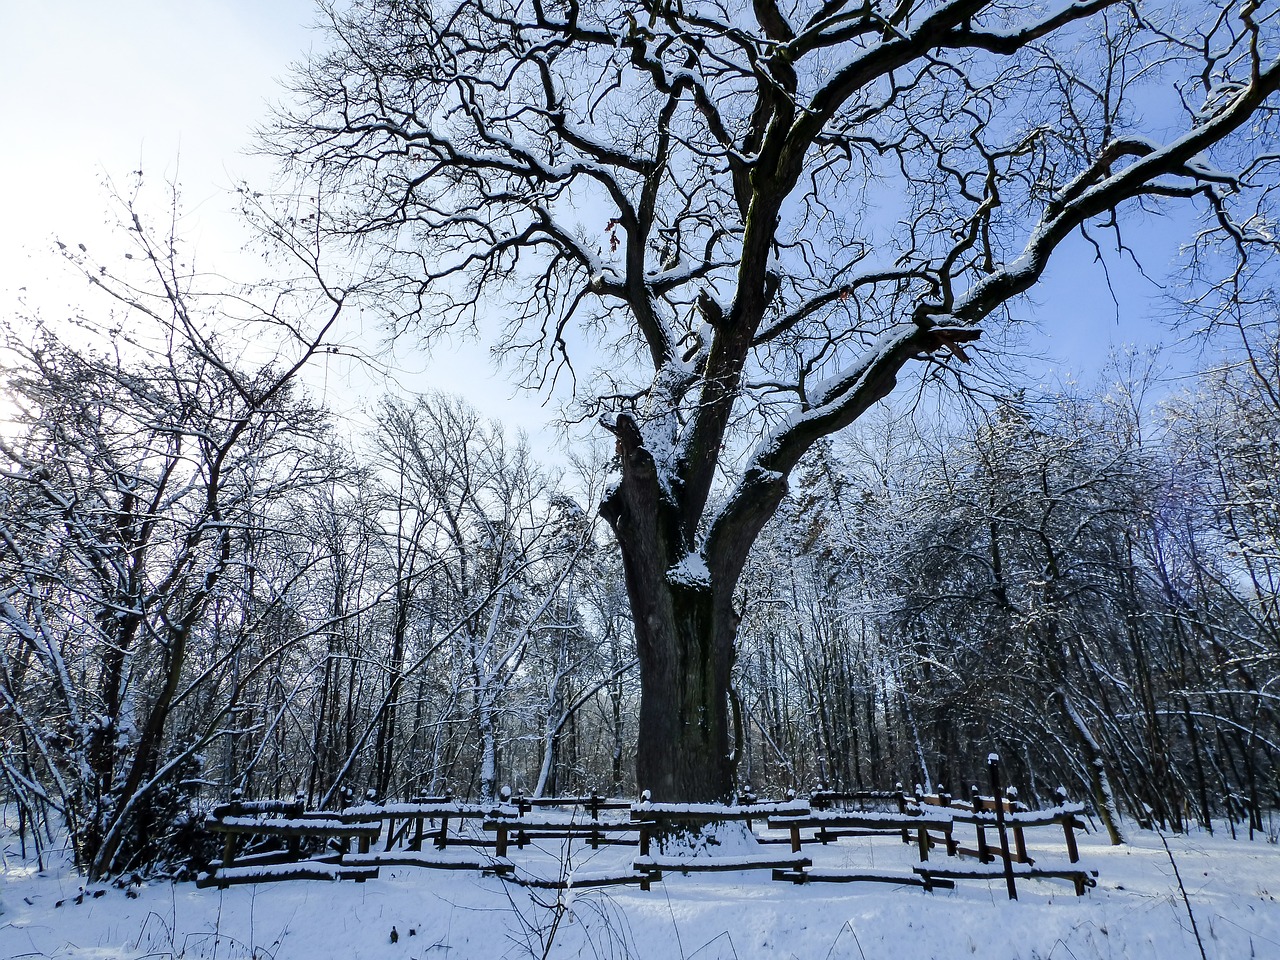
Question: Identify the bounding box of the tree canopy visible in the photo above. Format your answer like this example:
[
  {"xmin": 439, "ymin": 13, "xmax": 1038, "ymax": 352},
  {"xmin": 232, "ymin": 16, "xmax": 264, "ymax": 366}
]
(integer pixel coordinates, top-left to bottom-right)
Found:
[{"xmin": 273, "ymin": 0, "xmax": 1280, "ymax": 800}]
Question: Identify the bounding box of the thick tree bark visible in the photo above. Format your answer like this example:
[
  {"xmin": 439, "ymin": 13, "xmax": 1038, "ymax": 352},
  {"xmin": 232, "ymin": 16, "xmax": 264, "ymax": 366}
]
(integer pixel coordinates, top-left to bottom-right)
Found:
[
  {"xmin": 601, "ymin": 413, "xmax": 786, "ymax": 801},
  {"xmin": 630, "ymin": 576, "xmax": 738, "ymax": 801}
]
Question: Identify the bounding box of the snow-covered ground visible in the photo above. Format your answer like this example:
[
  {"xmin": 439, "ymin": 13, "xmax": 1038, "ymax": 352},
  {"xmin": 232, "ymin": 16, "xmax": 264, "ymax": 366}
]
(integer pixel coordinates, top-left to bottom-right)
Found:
[{"xmin": 2, "ymin": 819, "xmax": 1278, "ymax": 959}]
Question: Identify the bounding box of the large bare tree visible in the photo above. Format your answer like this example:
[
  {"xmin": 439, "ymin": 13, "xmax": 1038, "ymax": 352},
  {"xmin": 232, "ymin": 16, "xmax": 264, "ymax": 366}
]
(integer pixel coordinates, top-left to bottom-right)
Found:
[{"xmin": 275, "ymin": 0, "xmax": 1280, "ymax": 801}]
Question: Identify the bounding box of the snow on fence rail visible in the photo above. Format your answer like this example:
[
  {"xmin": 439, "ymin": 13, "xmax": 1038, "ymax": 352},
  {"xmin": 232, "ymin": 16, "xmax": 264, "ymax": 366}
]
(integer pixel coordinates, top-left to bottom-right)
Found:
[
  {"xmin": 197, "ymin": 758, "xmax": 1097, "ymax": 896},
  {"xmin": 199, "ymin": 806, "xmax": 384, "ymax": 888}
]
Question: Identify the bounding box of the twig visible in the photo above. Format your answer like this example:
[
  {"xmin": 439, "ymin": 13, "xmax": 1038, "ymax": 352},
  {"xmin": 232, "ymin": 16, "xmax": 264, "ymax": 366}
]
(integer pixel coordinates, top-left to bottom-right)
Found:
[
  {"xmin": 662, "ymin": 881, "xmax": 687, "ymax": 960},
  {"xmin": 1156, "ymin": 825, "xmax": 1208, "ymax": 960},
  {"xmin": 687, "ymin": 930, "xmax": 739, "ymax": 959},
  {"xmin": 824, "ymin": 920, "xmax": 867, "ymax": 960}
]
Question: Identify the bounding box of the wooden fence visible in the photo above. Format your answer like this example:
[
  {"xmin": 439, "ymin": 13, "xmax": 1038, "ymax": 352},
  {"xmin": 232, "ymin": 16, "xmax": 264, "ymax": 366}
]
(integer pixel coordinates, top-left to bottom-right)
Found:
[{"xmin": 198, "ymin": 758, "xmax": 1095, "ymax": 897}]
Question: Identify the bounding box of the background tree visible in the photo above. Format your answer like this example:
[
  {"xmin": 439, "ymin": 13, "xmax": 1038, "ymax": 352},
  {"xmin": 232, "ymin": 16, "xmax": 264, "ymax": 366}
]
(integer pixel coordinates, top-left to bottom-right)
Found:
[
  {"xmin": 1162, "ymin": 309, "xmax": 1280, "ymax": 834},
  {"xmin": 727, "ymin": 359, "xmax": 1280, "ymax": 836},
  {"xmin": 369, "ymin": 393, "xmax": 595, "ymax": 800},
  {"xmin": 0, "ymin": 185, "xmax": 343, "ymax": 877}
]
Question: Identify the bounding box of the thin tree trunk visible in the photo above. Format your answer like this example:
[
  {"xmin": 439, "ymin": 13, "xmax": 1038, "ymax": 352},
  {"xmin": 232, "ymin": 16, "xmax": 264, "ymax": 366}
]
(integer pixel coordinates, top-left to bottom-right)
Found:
[{"xmin": 1058, "ymin": 689, "xmax": 1126, "ymax": 845}]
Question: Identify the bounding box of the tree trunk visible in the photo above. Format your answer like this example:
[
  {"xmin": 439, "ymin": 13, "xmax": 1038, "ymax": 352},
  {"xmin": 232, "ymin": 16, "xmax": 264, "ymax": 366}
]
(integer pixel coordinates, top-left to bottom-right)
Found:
[
  {"xmin": 1058, "ymin": 688, "xmax": 1126, "ymax": 845},
  {"xmin": 477, "ymin": 694, "xmax": 498, "ymax": 802},
  {"xmin": 601, "ymin": 416, "xmax": 748, "ymax": 802},
  {"xmin": 609, "ymin": 631, "xmax": 626, "ymax": 796},
  {"xmin": 375, "ymin": 584, "xmax": 410, "ymax": 798},
  {"xmin": 533, "ymin": 709, "xmax": 559, "ymax": 799},
  {"xmin": 629, "ymin": 578, "xmax": 737, "ymax": 800}
]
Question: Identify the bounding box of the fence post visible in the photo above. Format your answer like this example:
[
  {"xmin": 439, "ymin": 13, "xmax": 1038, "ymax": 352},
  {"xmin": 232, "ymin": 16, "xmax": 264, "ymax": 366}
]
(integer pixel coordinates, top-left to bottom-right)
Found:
[
  {"xmin": 896, "ymin": 782, "xmax": 910, "ymax": 843},
  {"xmin": 1054, "ymin": 786, "xmax": 1080, "ymax": 863},
  {"xmin": 1007, "ymin": 787, "xmax": 1028, "ymax": 863},
  {"xmin": 971, "ymin": 785, "xmax": 990, "ymax": 862},
  {"xmin": 637, "ymin": 789, "xmax": 653, "ymax": 891},
  {"xmin": 987, "ymin": 754, "xmax": 1018, "ymax": 901}
]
